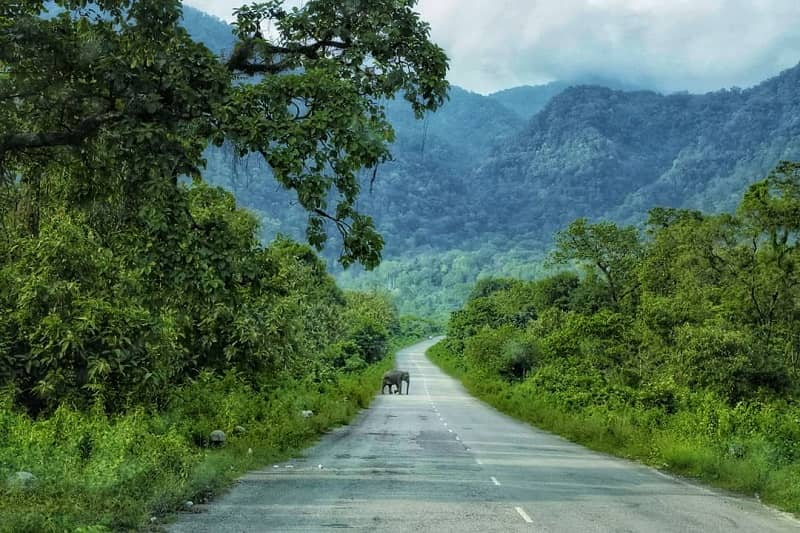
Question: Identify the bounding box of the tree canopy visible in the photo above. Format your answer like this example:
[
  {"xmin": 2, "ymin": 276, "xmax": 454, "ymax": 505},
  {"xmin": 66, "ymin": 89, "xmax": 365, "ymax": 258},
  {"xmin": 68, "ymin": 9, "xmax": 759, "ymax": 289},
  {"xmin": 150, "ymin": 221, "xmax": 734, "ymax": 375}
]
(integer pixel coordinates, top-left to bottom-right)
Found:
[
  {"xmin": 0, "ymin": 0, "xmax": 449, "ymax": 267},
  {"xmin": 0, "ymin": 0, "xmax": 447, "ymax": 412}
]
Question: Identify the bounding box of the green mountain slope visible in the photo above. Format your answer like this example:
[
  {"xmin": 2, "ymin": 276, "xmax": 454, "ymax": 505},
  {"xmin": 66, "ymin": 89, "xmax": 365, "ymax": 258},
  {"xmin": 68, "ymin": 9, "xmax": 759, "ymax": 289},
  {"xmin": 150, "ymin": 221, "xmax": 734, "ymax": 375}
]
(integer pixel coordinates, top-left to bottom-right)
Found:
[
  {"xmin": 178, "ymin": 7, "xmax": 800, "ymax": 317},
  {"xmin": 475, "ymin": 65, "xmax": 800, "ymax": 242}
]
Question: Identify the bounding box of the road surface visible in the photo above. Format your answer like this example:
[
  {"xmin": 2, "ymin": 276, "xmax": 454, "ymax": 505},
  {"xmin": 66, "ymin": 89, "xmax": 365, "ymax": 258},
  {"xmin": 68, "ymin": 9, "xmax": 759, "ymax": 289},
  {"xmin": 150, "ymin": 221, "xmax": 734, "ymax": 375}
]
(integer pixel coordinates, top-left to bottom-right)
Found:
[{"xmin": 169, "ymin": 339, "xmax": 799, "ymax": 532}]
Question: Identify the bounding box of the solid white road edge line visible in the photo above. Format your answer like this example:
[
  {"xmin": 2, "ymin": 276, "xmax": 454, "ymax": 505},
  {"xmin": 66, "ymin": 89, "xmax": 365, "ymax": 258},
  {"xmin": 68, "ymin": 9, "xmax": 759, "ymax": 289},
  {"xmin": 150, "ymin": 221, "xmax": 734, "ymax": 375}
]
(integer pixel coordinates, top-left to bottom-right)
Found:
[{"xmin": 515, "ymin": 507, "xmax": 533, "ymax": 523}]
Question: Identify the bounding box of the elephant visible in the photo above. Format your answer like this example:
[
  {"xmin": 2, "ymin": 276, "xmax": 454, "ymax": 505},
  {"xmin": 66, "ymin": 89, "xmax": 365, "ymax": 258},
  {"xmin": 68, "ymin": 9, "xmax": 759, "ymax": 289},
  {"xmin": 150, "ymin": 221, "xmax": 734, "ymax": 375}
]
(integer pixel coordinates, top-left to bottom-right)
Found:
[{"xmin": 381, "ymin": 370, "xmax": 410, "ymax": 395}]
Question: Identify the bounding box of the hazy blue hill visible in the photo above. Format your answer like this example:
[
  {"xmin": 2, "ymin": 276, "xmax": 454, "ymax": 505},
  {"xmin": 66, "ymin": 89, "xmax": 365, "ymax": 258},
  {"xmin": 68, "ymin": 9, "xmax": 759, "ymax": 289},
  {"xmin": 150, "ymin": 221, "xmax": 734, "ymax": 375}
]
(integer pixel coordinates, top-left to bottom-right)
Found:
[
  {"xmin": 488, "ymin": 82, "xmax": 571, "ymax": 121},
  {"xmin": 385, "ymin": 86, "xmax": 524, "ymax": 163},
  {"xmin": 474, "ymin": 65, "xmax": 800, "ymax": 240},
  {"xmin": 181, "ymin": 6, "xmax": 236, "ymax": 55},
  {"xmin": 349, "ymin": 66, "xmax": 800, "ymax": 316},
  {"xmin": 488, "ymin": 77, "xmax": 642, "ymax": 121}
]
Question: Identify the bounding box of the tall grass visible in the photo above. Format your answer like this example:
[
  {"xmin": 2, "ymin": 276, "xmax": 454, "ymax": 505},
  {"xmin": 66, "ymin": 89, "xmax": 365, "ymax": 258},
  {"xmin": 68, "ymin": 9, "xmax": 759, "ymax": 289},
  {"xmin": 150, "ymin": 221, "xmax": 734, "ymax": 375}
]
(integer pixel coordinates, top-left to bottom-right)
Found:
[{"xmin": 0, "ymin": 352, "xmax": 396, "ymax": 532}]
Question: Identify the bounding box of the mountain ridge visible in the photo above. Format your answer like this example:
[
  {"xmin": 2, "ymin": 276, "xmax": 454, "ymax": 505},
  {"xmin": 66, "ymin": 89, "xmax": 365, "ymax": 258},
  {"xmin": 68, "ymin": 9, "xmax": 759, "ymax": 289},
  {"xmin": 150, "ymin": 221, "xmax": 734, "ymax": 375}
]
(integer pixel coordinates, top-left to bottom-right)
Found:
[{"xmin": 179, "ymin": 6, "xmax": 800, "ymax": 315}]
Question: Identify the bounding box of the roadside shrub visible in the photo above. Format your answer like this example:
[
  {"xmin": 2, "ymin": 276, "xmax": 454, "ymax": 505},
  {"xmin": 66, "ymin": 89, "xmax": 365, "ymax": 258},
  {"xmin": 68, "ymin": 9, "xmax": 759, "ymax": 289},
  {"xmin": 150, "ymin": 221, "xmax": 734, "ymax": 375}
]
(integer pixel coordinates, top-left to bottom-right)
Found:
[
  {"xmin": 674, "ymin": 323, "xmax": 790, "ymax": 402},
  {"xmin": 463, "ymin": 326, "xmax": 538, "ymax": 381}
]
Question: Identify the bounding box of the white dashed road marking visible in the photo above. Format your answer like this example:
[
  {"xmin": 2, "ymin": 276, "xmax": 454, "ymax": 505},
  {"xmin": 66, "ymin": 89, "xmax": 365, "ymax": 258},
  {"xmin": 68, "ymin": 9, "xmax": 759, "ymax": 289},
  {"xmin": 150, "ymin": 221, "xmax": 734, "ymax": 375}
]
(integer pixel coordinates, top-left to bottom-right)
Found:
[
  {"xmin": 515, "ymin": 507, "xmax": 533, "ymax": 523},
  {"xmin": 491, "ymin": 476, "xmax": 501, "ymax": 486}
]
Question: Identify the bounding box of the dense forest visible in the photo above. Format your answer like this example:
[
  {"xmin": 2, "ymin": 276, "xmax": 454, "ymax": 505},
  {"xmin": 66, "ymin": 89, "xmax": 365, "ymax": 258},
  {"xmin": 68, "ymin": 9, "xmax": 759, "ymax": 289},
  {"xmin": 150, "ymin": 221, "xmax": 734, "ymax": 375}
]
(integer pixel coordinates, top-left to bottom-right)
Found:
[
  {"xmin": 0, "ymin": 0, "xmax": 445, "ymax": 530},
  {"xmin": 430, "ymin": 163, "xmax": 800, "ymax": 512}
]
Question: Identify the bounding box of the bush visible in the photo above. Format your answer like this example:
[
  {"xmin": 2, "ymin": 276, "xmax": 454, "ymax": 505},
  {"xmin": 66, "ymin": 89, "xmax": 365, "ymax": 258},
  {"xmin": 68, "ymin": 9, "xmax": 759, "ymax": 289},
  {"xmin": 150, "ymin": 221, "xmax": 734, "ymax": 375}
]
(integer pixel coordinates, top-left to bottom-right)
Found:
[{"xmin": 674, "ymin": 323, "xmax": 790, "ymax": 402}]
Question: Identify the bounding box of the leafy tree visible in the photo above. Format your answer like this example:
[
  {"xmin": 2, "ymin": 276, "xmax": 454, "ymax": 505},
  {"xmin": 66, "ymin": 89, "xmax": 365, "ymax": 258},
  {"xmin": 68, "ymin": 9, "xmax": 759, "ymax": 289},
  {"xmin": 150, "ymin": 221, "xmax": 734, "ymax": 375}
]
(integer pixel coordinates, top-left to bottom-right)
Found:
[
  {"xmin": 551, "ymin": 218, "xmax": 642, "ymax": 307},
  {"xmin": 342, "ymin": 291, "xmax": 399, "ymax": 364},
  {"xmin": 0, "ymin": 0, "xmax": 449, "ymax": 267},
  {"xmin": 468, "ymin": 278, "xmax": 516, "ymax": 300},
  {"xmin": 736, "ymin": 161, "xmax": 800, "ymax": 343},
  {"xmin": 531, "ymin": 271, "xmax": 579, "ymax": 311},
  {"xmin": 0, "ymin": 0, "xmax": 443, "ymax": 411}
]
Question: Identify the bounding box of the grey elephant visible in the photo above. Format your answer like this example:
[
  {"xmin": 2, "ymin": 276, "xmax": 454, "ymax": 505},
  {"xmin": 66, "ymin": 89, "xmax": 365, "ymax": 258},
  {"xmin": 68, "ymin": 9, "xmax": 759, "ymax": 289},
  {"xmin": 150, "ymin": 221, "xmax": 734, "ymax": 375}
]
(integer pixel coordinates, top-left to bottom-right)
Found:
[{"xmin": 382, "ymin": 370, "xmax": 410, "ymax": 394}]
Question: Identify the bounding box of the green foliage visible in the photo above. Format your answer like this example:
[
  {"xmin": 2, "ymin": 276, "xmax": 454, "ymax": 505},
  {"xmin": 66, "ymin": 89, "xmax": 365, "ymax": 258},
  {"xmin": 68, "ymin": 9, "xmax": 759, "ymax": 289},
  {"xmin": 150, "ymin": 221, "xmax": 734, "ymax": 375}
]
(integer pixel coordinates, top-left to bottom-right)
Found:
[
  {"xmin": 0, "ymin": 0, "xmax": 447, "ymax": 405},
  {"xmin": 397, "ymin": 315, "xmax": 442, "ymax": 341},
  {"xmin": 551, "ymin": 218, "xmax": 643, "ymax": 307},
  {"xmin": 0, "ymin": 0, "xmax": 445, "ymax": 528},
  {"xmin": 463, "ymin": 326, "xmax": 538, "ymax": 381},
  {"xmin": 1, "ymin": 0, "xmax": 448, "ymax": 267},
  {"xmin": 673, "ymin": 323, "xmax": 782, "ymax": 402},
  {"xmin": 0, "ymin": 350, "xmax": 396, "ymax": 531},
  {"xmin": 335, "ymin": 246, "xmax": 547, "ymax": 320},
  {"xmin": 433, "ymin": 164, "xmax": 800, "ymax": 514}
]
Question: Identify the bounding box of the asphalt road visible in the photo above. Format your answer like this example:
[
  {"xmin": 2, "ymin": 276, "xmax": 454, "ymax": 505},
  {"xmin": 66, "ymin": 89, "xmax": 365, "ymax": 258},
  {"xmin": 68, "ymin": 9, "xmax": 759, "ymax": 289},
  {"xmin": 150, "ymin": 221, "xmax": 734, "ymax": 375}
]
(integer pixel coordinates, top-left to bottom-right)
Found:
[{"xmin": 169, "ymin": 339, "xmax": 799, "ymax": 532}]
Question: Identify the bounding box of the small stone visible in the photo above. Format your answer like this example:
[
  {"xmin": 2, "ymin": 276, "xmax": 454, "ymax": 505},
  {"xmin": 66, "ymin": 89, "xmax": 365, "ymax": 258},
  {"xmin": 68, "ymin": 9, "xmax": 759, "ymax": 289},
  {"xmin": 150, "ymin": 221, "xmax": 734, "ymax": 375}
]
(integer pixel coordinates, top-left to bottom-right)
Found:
[
  {"xmin": 150, "ymin": 516, "xmax": 158, "ymax": 524},
  {"xmin": 301, "ymin": 410, "xmax": 314, "ymax": 418},
  {"xmin": 727, "ymin": 443, "xmax": 745, "ymax": 458},
  {"xmin": 8, "ymin": 471, "xmax": 36, "ymax": 488},
  {"xmin": 184, "ymin": 500, "xmax": 194, "ymax": 510},
  {"xmin": 247, "ymin": 448, "xmax": 253, "ymax": 455},
  {"xmin": 273, "ymin": 464, "xmax": 280, "ymax": 468},
  {"xmin": 318, "ymin": 464, "xmax": 323, "ymax": 469},
  {"xmin": 234, "ymin": 425, "xmax": 246, "ymax": 434},
  {"xmin": 209, "ymin": 430, "xmax": 226, "ymax": 446}
]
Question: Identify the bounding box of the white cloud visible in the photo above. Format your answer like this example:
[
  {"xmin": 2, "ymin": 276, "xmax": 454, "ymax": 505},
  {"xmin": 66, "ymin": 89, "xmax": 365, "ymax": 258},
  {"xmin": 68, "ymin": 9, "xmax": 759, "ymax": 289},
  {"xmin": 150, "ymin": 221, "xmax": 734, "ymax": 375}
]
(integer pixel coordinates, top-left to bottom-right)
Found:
[{"xmin": 185, "ymin": 0, "xmax": 800, "ymax": 94}]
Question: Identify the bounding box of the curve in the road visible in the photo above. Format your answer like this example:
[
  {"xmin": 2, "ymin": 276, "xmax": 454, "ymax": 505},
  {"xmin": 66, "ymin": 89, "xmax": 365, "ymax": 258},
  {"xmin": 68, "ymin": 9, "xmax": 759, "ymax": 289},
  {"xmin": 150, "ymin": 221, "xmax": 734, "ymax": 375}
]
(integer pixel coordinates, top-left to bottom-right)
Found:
[{"xmin": 169, "ymin": 339, "xmax": 800, "ymax": 532}]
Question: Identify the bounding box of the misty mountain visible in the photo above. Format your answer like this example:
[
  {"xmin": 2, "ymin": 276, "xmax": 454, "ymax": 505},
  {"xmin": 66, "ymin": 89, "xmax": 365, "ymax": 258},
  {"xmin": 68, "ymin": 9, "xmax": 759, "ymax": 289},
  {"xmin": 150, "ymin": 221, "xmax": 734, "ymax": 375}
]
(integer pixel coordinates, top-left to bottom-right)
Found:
[
  {"xmin": 487, "ymin": 77, "xmax": 640, "ymax": 121},
  {"xmin": 474, "ymin": 64, "xmax": 800, "ymax": 242},
  {"xmin": 488, "ymin": 83, "xmax": 572, "ymax": 122},
  {"xmin": 181, "ymin": 7, "xmax": 800, "ymax": 315}
]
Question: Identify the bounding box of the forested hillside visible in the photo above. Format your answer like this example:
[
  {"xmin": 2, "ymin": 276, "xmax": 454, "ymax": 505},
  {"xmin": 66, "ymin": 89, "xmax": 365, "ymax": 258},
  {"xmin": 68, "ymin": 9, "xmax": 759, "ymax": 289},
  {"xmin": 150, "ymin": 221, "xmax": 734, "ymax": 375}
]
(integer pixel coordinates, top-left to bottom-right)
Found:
[
  {"xmin": 181, "ymin": 8, "xmax": 800, "ymax": 317},
  {"xmin": 430, "ymin": 162, "xmax": 800, "ymax": 513},
  {"xmin": 476, "ymin": 68, "xmax": 800, "ymax": 239}
]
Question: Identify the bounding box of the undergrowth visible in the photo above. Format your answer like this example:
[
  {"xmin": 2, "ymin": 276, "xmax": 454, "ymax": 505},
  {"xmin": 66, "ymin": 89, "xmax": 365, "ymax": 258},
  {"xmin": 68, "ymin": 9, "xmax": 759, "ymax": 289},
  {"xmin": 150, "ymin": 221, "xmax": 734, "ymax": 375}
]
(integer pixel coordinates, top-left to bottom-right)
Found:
[
  {"xmin": 0, "ymin": 348, "xmax": 400, "ymax": 532},
  {"xmin": 428, "ymin": 341, "xmax": 800, "ymax": 516}
]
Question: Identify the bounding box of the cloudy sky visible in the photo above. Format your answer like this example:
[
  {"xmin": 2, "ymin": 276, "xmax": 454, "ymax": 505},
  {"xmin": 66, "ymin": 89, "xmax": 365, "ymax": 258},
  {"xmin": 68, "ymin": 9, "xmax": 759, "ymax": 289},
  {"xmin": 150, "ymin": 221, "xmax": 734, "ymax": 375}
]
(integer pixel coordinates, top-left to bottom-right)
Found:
[{"xmin": 184, "ymin": 0, "xmax": 800, "ymax": 94}]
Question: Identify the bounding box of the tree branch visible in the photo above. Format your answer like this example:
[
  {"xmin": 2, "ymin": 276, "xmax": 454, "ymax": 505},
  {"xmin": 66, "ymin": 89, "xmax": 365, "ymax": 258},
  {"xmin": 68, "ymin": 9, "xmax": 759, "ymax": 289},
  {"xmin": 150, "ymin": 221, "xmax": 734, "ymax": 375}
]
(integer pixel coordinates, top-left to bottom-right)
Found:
[
  {"xmin": 313, "ymin": 207, "xmax": 351, "ymax": 240},
  {"xmin": 227, "ymin": 38, "xmax": 352, "ymax": 75},
  {"xmin": 0, "ymin": 111, "xmax": 120, "ymax": 152}
]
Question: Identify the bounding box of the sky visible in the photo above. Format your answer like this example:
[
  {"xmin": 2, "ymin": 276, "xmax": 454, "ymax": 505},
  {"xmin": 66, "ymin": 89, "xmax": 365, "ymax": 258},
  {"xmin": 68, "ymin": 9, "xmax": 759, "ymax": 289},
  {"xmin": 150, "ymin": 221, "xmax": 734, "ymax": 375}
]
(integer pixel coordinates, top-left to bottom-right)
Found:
[{"xmin": 183, "ymin": 0, "xmax": 800, "ymax": 95}]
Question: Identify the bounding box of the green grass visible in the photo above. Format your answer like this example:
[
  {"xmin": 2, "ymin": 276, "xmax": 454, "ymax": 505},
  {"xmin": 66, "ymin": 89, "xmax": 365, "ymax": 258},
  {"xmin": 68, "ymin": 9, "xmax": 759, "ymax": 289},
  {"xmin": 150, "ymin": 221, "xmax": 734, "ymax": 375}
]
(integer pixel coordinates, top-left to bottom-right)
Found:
[
  {"xmin": 427, "ymin": 341, "xmax": 800, "ymax": 517},
  {"xmin": 0, "ymin": 348, "xmax": 401, "ymax": 532}
]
